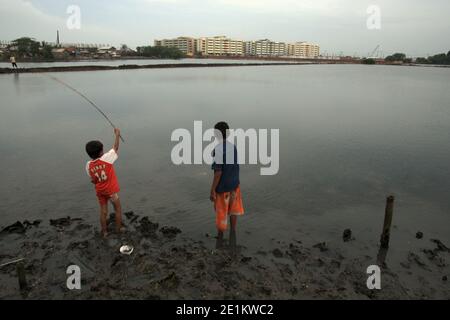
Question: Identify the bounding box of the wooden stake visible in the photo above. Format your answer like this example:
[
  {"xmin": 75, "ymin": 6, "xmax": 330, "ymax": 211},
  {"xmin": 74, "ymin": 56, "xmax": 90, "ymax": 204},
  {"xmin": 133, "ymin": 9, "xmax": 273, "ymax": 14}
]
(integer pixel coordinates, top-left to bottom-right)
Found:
[
  {"xmin": 380, "ymin": 195, "xmax": 395, "ymax": 248},
  {"xmin": 16, "ymin": 262, "xmax": 27, "ymax": 290}
]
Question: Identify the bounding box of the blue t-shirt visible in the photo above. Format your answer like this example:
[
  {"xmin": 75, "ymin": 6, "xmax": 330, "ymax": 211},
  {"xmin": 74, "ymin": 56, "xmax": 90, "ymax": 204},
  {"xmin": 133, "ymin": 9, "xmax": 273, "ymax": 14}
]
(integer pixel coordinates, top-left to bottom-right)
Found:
[{"xmin": 212, "ymin": 141, "xmax": 240, "ymax": 193}]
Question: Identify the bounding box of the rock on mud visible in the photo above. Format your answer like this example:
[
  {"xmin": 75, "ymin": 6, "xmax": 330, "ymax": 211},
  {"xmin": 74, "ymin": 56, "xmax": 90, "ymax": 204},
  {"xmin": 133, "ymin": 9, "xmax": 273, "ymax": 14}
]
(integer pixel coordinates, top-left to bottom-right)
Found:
[
  {"xmin": 313, "ymin": 242, "xmax": 328, "ymax": 252},
  {"xmin": 272, "ymin": 248, "xmax": 284, "ymax": 258},
  {"xmin": 159, "ymin": 226, "xmax": 181, "ymax": 238},
  {"xmin": 343, "ymin": 229, "xmax": 353, "ymax": 242},
  {"xmin": 137, "ymin": 217, "xmax": 159, "ymax": 236},
  {"xmin": 50, "ymin": 217, "xmax": 82, "ymax": 228},
  {"xmin": 1, "ymin": 220, "xmax": 41, "ymax": 234}
]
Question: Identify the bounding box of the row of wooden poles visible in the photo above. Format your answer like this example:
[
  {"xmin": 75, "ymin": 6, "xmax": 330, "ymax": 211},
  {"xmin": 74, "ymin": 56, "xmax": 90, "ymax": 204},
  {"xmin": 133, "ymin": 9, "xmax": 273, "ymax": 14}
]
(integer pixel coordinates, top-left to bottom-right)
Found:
[{"xmin": 0, "ymin": 195, "xmax": 396, "ymax": 292}]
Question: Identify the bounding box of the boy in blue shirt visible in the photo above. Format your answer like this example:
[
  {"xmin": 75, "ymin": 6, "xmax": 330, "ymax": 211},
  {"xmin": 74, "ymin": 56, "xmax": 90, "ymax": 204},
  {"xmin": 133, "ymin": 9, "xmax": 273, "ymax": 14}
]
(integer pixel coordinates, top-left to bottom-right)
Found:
[{"xmin": 210, "ymin": 122, "xmax": 244, "ymax": 248}]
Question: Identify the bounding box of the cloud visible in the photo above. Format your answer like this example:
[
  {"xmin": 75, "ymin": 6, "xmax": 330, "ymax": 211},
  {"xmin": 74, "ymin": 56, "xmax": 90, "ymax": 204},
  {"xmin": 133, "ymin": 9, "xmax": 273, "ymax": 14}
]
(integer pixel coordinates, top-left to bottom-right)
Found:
[
  {"xmin": 0, "ymin": 0, "xmax": 123, "ymax": 45},
  {"xmin": 1, "ymin": 0, "xmax": 450, "ymax": 55},
  {"xmin": 217, "ymin": 0, "xmax": 345, "ymax": 14}
]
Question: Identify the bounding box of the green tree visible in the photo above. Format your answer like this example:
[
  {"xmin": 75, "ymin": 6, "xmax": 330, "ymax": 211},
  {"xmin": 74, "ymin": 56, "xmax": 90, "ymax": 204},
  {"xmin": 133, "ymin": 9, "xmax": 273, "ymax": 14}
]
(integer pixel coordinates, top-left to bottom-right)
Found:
[
  {"xmin": 12, "ymin": 37, "xmax": 40, "ymax": 57},
  {"xmin": 362, "ymin": 58, "xmax": 376, "ymax": 65},
  {"xmin": 42, "ymin": 45, "xmax": 54, "ymax": 59},
  {"xmin": 428, "ymin": 53, "xmax": 449, "ymax": 65},
  {"xmin": 138, "ymin": 45, "xmax": 184, "ymax": 59},
  {"xmin": 415, "ymin": 57, "xmax": 428, "ymax": 64},
  {"xmin": 385, "ymin": 53, "xmax": 406, "ymax": 62}
]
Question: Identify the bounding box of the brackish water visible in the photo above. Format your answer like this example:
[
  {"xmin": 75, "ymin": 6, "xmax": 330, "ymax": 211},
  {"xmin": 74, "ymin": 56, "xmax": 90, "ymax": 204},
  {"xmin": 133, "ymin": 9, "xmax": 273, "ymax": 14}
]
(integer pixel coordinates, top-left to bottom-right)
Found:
[
  {"xmin": 1, "ymin": 64, "xmax": 449, "ymax": 293},
  {"xmin": 0, "ymin": 57, "xmax": 299, "ymax": 69}
]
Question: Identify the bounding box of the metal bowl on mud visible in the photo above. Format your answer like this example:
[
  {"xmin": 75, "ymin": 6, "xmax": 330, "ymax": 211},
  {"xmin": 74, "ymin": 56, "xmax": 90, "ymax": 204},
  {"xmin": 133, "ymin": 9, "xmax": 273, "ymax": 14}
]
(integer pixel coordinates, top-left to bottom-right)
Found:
[{"xmin": 120, "ymin": 245, "xmax": 134, "ymax": 255}]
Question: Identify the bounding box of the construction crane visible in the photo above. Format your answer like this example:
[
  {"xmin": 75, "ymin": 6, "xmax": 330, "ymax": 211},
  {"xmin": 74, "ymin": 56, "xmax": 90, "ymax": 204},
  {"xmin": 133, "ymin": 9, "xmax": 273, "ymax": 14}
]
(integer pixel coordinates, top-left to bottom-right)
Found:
[{"xmin": 368, "ymin": 45, "xmax": 382, "ymax": 59}]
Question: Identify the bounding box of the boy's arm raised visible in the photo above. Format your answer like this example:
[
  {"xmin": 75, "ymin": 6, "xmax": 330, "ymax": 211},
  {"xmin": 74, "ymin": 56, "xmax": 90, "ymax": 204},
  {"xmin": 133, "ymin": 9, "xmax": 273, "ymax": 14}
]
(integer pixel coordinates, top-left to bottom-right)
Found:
[{"xmin": 113, "ymin": 128, "xmax": 120, "ymax": 152}]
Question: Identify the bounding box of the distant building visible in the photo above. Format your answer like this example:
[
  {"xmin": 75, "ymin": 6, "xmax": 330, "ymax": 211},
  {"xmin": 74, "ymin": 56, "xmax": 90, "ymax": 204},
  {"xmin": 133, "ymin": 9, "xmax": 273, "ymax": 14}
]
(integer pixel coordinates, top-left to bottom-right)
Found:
[
  {"xmin": 246, "ymin": 39, "xmax": 288, "ymax": 57},
  {"xmin": 196, "ymin": 36, "xmax": 245, "ymax": 56},
  {"xmin": 97, "ymin": 46, "xmax": 120, "ymax": 58},
  {"xmin": 0, "ymin": 40, "xmax": 11, "ymax": 49},
  {"xmin": 244, "ymin": 41, "xmax": 256, "ymax": 56},
  {"xmin": 287, "ymin": 44, "xmax": 295, "ymax": 56},
  {"xmin": 152, "ymin": 35, "xmax": 320, "ymax": 58},
  {"xmin": 154, "ymin": 37, "xmax": 197, "ymax": 56},
  {"xmin": 292, "ymin": 42, "xmax": 320, "ymax": 58},
  {"xmin": 255, "ymin": 39, "xmax": 272, "ymax": 56},
  {"xmin": 51, "ymin": 48, "xmax": 68, "ymax": 59}
]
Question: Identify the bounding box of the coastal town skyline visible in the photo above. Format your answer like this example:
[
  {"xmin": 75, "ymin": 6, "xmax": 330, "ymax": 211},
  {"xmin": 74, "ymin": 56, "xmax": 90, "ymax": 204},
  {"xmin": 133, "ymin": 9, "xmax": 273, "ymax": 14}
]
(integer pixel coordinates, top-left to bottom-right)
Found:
[{"xmin": 1, "ymin": 0, "xmax": 450, "ymax": 57}]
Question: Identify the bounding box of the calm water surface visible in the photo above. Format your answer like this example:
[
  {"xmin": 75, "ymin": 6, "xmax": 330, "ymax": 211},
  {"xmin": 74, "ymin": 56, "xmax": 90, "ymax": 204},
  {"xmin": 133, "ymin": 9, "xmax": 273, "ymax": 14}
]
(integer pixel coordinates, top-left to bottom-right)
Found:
[{"xmin": 1, "ymin": 65, "xmax": 449, "ymax": 289}]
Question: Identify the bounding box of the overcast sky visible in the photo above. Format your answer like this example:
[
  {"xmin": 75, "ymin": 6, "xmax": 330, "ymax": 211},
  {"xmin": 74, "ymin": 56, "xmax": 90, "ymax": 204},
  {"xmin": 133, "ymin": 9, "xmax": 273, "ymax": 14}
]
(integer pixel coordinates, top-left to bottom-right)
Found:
[{"xmin": 1, "ymin": 0, "xmax": 449, "ymax": 57}]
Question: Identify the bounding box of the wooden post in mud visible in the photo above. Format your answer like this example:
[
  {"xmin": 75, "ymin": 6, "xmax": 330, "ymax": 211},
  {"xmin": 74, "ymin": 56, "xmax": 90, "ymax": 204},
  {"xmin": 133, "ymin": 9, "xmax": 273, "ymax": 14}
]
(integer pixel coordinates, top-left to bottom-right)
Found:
[
  {"xmin": 16, "ymin": 262, "xmax": 27, "ymax": 290},
  {"xmin": 380, "ymin": 195, "xmax": 395, "ymax": 249}
]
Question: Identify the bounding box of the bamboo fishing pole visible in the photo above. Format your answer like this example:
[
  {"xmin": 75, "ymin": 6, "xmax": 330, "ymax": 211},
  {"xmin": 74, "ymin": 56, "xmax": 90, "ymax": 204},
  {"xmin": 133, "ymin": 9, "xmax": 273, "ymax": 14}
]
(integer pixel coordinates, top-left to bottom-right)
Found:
[{"xmin": 46, "ymin": 74, "xmax": 125, "ymax": 142}]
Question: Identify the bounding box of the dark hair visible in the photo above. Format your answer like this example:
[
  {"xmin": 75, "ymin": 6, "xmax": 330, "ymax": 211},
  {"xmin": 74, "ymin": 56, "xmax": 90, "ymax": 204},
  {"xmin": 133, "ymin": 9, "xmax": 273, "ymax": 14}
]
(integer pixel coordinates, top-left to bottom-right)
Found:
[
  {"xmin": 214, "ymin": 121, "xmax": 229, "ymax": 140},
  {"xmin": 85, "ymin": 140, "xmax": 103, "ymax": 159}
]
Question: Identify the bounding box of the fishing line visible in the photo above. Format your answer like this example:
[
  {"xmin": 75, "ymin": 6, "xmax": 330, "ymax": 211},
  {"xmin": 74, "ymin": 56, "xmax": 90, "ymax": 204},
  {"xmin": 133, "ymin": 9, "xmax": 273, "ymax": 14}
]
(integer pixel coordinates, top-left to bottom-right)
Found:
[{"xmin": 46, "ymin": 74, "xmax": 125, "ymax": 142}]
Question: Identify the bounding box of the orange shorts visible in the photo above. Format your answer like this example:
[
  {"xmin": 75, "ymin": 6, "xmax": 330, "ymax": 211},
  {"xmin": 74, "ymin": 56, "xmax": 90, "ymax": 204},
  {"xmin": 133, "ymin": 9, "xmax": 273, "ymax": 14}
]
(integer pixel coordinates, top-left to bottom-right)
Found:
[
  {"xmin": 97, "ymin": 193, "xmax": 119, "ymax": 206},
  {"xmin": 214, "ymin": 186, "xmax": 244, "ymax": 232}
]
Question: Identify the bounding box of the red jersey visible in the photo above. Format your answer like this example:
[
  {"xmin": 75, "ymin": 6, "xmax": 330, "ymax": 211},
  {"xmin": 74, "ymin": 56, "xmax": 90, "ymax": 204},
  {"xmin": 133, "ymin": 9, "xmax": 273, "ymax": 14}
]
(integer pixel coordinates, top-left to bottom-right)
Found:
[{"xmin": 86, "ymin": 149, "xmax": 120, "ymax": 196}]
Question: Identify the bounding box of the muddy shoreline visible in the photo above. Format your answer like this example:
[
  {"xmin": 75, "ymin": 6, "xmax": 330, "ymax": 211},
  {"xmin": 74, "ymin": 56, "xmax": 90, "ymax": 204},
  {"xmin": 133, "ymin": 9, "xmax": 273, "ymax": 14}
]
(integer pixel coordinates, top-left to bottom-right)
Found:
[
  {"xmin": 0, "ymin": 212, "xmax": 448, "ymax": 299},
  {"xmin": 0, "ymin": 62, "xmax": 317, "ymax": 74}
]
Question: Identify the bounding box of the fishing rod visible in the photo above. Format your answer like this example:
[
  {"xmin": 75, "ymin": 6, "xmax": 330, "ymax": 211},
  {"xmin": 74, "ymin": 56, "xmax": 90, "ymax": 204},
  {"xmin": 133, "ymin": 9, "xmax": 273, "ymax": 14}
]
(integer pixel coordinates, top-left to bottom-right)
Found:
[{"xmin": 46, "ymin": 74, "xmax": 125, "ymax": 142}]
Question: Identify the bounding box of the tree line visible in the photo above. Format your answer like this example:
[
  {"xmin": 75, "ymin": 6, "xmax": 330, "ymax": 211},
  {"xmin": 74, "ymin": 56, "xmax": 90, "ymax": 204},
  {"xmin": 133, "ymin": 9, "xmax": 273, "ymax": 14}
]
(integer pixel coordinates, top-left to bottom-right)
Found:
[
  {"xmin": 2, "ymin": 37, "xmax": 186, "ymax": 61},
  {"xmin": 385, "ymin": 52, "xmax": 450, "ymax": 65},
  {"xmin": 3, "ymin": 37, "xmax": 54, "ymax": 59},
  {"xmin": 416, "ymin": 52, "xmax": 450, "ymax": 65},
  {"xmin": 136, "ymin": 46, "xmax": 185, "ymax": 59}
]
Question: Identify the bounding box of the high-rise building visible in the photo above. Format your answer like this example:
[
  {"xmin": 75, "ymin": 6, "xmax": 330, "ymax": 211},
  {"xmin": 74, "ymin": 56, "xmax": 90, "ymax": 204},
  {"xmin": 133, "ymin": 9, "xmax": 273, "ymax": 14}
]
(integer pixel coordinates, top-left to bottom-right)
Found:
[{"xmin": 154, "ymin": 37, "xmax": 197, "ymax": 56}]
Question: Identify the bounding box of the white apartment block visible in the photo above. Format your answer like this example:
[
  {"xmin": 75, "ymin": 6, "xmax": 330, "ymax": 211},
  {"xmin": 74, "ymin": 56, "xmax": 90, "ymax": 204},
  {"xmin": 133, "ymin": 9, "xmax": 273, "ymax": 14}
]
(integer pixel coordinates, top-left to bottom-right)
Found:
[
  {"xmin": 154, "ymin": 36, "xmax": 320, "ymax": 58},
  {"xmin": 154, "ymin": 37, "xmax": 197, "ymax": 56},
  {"xmin": 272, "ymin": 42, "xmax": 287, "ymax": 56},
  {"xmin": 292, "ymin": 42, "xmax": 320, "ymax": 58},
  {"xmin": 196, "ymin": 36, "xmax": 245, "ymax": 56},
  {"xmin": 255, "ymin": 39, "xmax": 272, "ymax": 56},
  {"xmin": 244, "ymin": 41, "xmax": 256, "ymax": 56},
  {"xmin": 245, "ymin": 39, "xmax": 287, "ymax": 57}
]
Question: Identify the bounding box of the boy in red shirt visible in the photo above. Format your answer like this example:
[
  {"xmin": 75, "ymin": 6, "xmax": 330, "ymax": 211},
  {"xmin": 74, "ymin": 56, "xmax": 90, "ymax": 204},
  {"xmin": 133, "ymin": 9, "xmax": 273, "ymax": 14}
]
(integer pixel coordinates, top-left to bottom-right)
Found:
[{"xmin": 85, "ymin": 128, "xmax": 123, "ymax": 238}]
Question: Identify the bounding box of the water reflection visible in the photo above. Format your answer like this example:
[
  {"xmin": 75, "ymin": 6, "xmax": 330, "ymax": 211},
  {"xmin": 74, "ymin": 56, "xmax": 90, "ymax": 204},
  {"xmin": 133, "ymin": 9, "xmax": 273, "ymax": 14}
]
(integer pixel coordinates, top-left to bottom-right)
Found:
[
  {"xmin": 0, "ymin": 65, "xmax": 450, "ymax": 256},
  {"xmin": 13, "ymin": 73, "xmax": 20, "ymax": 95}
]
